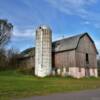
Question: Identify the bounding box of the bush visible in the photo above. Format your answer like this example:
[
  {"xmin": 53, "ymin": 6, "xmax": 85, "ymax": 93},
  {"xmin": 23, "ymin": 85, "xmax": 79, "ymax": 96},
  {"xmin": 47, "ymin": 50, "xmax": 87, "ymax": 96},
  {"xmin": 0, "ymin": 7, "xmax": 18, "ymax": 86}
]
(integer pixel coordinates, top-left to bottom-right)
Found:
[{"xmin": 17, "ymin": 67, "xmax": 34, "ymax": 75}]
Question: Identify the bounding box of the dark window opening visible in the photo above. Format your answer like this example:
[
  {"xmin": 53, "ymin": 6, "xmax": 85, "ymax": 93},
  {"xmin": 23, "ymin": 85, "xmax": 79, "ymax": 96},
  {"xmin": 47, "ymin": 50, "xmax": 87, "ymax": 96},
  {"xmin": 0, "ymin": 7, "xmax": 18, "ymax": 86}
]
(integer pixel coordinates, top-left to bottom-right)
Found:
[
  {"xmin": 79, "ymin": 67, "xmax": 81, "ymax": 72},
  {"xmin": 66, "ymin": 67, "xmax": 69, "ymax": 72},
  {"xmin": 86, "ymin": 53, "xmax": 89, "ymax": 64}
]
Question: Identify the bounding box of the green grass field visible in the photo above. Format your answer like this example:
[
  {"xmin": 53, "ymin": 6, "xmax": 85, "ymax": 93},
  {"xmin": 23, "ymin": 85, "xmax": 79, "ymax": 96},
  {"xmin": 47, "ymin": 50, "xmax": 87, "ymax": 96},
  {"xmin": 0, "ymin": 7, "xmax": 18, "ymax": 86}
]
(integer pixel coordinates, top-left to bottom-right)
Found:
[{"xmin": 0, "ymin": 70, "xmax": 100, "ymax": 100}]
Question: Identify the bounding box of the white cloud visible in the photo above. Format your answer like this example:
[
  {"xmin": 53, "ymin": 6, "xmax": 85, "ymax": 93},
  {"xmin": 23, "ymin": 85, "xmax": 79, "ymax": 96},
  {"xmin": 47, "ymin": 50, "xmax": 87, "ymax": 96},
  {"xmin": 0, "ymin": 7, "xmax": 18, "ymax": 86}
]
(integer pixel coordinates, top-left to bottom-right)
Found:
[
  {"xmin": 95, "ymin": 40, "xmax": 100, "ymax": 53},
  {"xmin": 13, "ymin": 28, "xmax": 35, "ymax": 37},
  {"xmin": 9, "ymin": 27, "xmax": 35, "ymax": 44},
  {"xmin": 45, "ymin": 0, "xmax": 97, "ymax": 14},
  {"xmin": 7, "ymin": 27, "xmax": 35, "ymax": 51},
  {"xmin": 82, "ymin": 21, "xmax": 91, "ymax": 25},
  {"xmin": 45, "ymin": 0, "xmax": 100, "ymax": 28}
]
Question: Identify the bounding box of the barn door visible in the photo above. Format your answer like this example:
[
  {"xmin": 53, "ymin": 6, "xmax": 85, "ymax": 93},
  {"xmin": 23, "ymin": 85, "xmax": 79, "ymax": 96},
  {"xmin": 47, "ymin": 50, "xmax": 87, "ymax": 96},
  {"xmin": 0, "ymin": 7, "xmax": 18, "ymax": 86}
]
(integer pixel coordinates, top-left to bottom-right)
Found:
[
  {"xmin": 85, "ymin": 67, "xmax": 90, "ymax": 77},
  {"xmin": 85, "ymin": 53, "xmax": 90, "ymax": 77}
]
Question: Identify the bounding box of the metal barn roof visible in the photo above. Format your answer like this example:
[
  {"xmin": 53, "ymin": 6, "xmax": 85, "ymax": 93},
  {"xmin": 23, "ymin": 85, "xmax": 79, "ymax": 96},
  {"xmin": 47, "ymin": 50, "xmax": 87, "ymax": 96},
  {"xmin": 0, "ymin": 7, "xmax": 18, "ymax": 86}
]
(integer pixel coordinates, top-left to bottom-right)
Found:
[
  {"xmin": 52, "ymin": 33, "xmax": 98, "ymax": 54},
  {"xmin": 20, "ymin": 33, "xmax": 98, "ymax": 58}
]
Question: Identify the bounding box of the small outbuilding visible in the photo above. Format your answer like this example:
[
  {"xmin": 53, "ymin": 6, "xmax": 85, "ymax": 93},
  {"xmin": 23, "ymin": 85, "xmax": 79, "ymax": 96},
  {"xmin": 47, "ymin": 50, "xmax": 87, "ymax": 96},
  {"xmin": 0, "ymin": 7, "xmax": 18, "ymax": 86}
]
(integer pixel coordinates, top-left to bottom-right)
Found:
[{"xmin": 18, "ymin": 47, "xmax": 35, "ymax": 69}]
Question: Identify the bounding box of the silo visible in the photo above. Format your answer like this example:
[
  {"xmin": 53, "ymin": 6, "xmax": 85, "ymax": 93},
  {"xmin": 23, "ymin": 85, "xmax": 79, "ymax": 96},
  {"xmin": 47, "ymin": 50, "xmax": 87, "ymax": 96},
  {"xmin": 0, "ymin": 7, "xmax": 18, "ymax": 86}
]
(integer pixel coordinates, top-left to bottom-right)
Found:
[{"xmin": 35, "ymin": 25, "xmax": 52, "ymax": 77}]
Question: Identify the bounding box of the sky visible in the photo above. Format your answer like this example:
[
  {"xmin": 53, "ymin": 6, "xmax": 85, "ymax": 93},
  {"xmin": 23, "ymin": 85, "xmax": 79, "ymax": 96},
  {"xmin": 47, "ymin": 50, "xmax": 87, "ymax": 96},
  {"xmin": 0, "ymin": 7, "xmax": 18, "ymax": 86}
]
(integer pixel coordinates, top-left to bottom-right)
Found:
[{"xmin": 0, "ymin": 0, "xmax": 100, "ymax": 52}]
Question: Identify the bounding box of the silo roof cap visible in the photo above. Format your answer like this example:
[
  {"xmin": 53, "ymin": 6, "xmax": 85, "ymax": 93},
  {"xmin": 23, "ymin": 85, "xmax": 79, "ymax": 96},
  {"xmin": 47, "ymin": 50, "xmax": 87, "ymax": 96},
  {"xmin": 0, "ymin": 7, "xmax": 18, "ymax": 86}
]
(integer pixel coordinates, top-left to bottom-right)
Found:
[{"xmin": 38, "ymin": 25, "xmax": 51, "ymax": 30}]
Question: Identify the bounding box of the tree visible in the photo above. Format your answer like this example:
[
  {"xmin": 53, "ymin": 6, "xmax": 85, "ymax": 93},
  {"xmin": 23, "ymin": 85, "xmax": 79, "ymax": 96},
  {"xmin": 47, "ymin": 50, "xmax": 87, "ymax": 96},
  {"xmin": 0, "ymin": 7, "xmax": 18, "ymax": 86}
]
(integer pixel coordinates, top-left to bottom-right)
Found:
[
  {"xmin": 97, "ymin": 54, "xmax": 100, "ymax": 76},
  {"xmin": 0, "ymin": 48, "xmax": 7, "ymax": 70},
  {"xmin": 0, "ymin": 48, "xmax": 20, "ymax": 70},
  {"xmin": 7, "ymin": 48, "xmax": 20, "ymax": 69},
  {"xmin": 97, "ymin": 55, "xmax": 100, "ymax": 67},
  {"xmin": 0, "ymin": 19, "xmax": 13, "ymax": 48}
]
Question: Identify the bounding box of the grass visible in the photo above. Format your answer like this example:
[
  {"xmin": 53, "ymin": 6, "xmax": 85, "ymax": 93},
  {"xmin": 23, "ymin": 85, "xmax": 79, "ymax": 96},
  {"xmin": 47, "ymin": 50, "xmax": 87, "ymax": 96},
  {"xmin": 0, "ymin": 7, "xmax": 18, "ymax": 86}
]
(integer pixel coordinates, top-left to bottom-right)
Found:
[{"xmin": 0, "ymin": 70, "xmax": 100, "ymax": 100}]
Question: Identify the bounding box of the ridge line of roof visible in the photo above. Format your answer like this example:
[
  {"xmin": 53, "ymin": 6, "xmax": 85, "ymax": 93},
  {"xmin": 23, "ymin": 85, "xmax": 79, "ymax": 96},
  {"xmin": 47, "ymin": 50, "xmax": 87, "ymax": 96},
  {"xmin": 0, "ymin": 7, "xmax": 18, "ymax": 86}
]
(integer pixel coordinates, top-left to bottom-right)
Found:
[{"xmin": 52, "ymin": 33, "xmax": 86, "ymax": 43}]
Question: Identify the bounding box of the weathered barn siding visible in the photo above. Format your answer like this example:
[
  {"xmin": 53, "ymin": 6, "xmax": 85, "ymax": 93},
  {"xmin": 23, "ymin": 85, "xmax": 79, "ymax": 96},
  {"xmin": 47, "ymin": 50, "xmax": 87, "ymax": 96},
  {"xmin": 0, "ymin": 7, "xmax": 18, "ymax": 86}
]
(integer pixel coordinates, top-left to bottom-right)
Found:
[
  {"xmin": 76, "ymin": 35, "xmax": 97, "ymax": 68},
  {"xmin": 75, "ymin": 34, "xmax": 98, "ymax": 77},
  {"xmin": 52, "ymin": 33, "xmax": 98, "ymax": 78},
  {"xmin": 18, "ymin": 56, "xmax": 35, "ymax": 69},
  {"xmin": 18, "ymin": 48, "xmax": 35, "ymax": 69},
  {"xmin": 52, "ymin": 50, "xmax": 76, "ymax": 68}
]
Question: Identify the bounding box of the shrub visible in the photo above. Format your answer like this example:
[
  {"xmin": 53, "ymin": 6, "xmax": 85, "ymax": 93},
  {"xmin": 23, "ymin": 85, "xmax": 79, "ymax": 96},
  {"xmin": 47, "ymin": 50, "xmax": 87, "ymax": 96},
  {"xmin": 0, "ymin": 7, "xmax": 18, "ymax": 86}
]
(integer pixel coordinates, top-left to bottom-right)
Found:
[{"xmin": 17, "ymin": 67, "xmax": 34, "ymax": 75}]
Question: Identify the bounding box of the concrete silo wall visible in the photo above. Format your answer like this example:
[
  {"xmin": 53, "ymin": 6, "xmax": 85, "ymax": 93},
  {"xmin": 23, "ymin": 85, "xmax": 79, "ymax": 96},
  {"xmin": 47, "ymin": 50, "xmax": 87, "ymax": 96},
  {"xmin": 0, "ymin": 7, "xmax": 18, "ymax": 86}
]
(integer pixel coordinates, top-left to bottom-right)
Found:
[{"xmin": 35, "ymin": 26, "xmax": 52, "ymax": 77}]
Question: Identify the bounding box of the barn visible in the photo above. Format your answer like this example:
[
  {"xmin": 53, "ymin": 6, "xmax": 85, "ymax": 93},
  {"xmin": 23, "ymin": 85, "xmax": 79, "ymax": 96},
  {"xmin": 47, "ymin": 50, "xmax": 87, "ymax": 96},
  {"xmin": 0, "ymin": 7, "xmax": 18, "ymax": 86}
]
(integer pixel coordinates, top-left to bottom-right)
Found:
[
  {"xmin": 18, "ymin": 47, "xmax": 35, "ymax": 69},
  {"xmin": 18, "ymin": 33, "xmax": 98, "ymax": 78},
  {"xmin": 52, "ymin": 33, "xmax": 98, "ymax": 78}
]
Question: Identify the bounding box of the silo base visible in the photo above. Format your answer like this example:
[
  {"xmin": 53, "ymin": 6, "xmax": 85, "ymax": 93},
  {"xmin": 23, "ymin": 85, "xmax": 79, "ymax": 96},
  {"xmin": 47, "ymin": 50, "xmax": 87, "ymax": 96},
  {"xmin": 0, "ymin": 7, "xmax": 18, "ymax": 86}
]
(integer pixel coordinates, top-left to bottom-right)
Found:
[{"xmin": 35, "ymin": 67, "xmax": 52, "ymax": 77}]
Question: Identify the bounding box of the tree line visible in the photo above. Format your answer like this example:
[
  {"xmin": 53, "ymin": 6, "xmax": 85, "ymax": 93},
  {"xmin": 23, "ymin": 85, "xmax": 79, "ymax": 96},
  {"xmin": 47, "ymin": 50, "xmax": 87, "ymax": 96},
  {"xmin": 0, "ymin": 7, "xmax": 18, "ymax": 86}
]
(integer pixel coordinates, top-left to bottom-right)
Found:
[
  {"xmin": 97, "ymin": 55, "xmax": 100, "ymax": 76},
  {"xmin": 0, "ymin": 19, "xmax": 19, "ymax": 70},
  {"xmin": 0, "ymin": 48, "xmax": 20, "ymax": 70}
]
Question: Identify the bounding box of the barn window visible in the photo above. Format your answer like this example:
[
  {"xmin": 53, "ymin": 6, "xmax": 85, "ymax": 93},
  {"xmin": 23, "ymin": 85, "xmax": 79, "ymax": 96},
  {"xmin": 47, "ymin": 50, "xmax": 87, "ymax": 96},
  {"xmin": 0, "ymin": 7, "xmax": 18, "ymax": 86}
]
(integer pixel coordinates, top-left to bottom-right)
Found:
[{"xmin": 86, "ymin": 53, "xmax": 89, "ymax": 64}]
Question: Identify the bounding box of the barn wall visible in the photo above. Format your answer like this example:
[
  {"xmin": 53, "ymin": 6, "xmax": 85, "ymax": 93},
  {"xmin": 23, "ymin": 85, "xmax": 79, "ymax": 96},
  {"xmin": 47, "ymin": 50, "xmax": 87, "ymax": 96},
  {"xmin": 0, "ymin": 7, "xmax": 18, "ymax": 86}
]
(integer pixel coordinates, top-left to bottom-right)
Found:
[
  {"xmin": 76, "ymin": 35, "xmax": 97, "ymax": 68},
  {"xmin": 52, "ymin": 50, "xmax": 76, "ymax": 68},
  {"xmin": 18, "ymin": 57, "xmax": 35, "ymax": 69},
  {"xmin": 68, "ymin": 67, "xmax": 85, "ymax": 78}
]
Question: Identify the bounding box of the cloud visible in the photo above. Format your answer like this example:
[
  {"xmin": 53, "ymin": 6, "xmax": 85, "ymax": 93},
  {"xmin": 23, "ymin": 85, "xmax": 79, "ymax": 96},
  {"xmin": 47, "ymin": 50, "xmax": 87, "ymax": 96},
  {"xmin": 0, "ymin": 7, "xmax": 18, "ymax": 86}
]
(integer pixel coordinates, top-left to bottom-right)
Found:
[
  {"xmin": 13, "ymin": 27, "xmax": 35, "ymax": 37},
  {"xmin": 45, "ymin": 0, "xmax": 100, "ymax": 28},
  {"xmin": 45, "ymin": 0, "xmax": 97, "ymax": 14},
  {"xmin": 82, "ymin": 21, "xmax": 90, "ymax": 25},
  {"xmin": 95, "ymin": 40, "xmax": 100, "ymax": 53},
  {"xmin": 7, "ymin": 27, "xmax": 35, "ymax": 51},
  {"xmin": 10, "ymin": 27, "xmax": 35, "ymax": 46}
]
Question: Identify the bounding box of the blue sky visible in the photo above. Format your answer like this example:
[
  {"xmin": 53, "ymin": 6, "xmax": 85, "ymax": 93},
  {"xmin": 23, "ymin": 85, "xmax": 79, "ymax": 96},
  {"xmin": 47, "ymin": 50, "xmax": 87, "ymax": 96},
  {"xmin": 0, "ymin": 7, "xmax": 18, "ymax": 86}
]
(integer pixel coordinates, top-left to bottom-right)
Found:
[{"xmin": 0, "ymin": 0, "xmax": 100, "ymax": 52}]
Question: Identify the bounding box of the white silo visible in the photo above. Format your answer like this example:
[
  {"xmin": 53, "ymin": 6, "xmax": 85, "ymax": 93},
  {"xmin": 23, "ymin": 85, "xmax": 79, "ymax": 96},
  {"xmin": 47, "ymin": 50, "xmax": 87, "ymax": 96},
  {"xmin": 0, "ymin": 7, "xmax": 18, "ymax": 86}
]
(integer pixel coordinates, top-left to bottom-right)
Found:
[{"xmin": 35, "ymin": 25, "xmax": 52, "ymax": 77}]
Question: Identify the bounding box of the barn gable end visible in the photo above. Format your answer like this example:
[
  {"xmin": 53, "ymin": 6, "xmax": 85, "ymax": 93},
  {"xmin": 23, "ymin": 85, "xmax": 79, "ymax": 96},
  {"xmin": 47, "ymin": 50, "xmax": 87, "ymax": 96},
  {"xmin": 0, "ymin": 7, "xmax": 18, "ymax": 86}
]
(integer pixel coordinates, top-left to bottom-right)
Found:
[
  {"xmin": 76, "ymin": 33, "xmax": 98, "ymax": 54},
  {"xmin": 76, "ymin": 34, "xmax": 97, "ymax": 68}
]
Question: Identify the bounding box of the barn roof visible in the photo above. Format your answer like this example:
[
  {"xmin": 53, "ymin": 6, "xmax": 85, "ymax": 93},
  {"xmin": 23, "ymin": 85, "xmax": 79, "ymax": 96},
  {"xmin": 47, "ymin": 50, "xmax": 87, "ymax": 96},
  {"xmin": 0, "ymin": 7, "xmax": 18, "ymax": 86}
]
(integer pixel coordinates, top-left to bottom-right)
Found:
[
  {"xmin": 19, "ymin": 33, "xmax": 98, "ymax": 58},
  {"xmin": 52, "ymin": 33, "xmax": 98, "ymax": 54},
  {"xmin": 18, "ymin": 47, "xmax": 35, "ymax": 59},
  {"xmin": 21, "ymin": 47, "xmax": 35, "ymax": 56}
]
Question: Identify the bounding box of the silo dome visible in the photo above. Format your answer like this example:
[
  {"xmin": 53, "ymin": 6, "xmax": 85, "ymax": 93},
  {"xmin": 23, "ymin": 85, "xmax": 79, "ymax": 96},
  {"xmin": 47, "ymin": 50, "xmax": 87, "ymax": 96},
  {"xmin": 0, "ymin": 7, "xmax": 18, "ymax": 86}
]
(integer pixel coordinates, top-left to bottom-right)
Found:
[{"xmin": 36, "ymin": 25, "xmax": 52, "ymax": 32}]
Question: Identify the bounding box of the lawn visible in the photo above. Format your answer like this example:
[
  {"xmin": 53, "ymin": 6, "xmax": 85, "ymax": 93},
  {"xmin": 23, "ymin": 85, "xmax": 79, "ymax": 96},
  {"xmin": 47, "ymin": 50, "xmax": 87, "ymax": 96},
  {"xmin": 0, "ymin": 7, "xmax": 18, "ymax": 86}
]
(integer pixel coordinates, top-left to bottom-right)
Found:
[{"xmin": 0, "ymin": 70, "xmax": 100, "ymax": 100}]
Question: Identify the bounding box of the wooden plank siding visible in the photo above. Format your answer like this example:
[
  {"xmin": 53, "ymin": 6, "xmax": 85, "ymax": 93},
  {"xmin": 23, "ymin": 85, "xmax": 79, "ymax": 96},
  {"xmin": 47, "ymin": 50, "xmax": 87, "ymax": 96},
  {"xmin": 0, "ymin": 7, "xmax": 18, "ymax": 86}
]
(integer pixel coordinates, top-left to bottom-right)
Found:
[
  {"xmin": 52, "ymin": 50, "xmax": 76, "ymax": 68},
  {"xmin": 76, "ymin": 35, "xmax": 97, "ymax": 68},
  {"xmin": 52, "ymin": 34, "xmax": 97, "ymax": 69}
]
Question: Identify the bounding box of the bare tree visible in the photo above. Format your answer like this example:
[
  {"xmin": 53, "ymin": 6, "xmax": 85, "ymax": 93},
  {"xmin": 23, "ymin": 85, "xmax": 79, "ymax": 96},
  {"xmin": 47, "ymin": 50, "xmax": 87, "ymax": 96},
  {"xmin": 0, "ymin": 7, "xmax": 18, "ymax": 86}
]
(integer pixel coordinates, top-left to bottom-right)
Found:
[
  {"xmin": 0, "ymin": 48, "xmax": 20, "ymax": 70},
  {"xmin": 7, "ymin": 48, "xmax": 20, "ymax": 69},
  {"xmin": 0, "ymin": 48, "xmax": 7, "ymax": 70},
  {"xmin": 97, "ymin": 54, "xmax": 100, "ymax": 76},
  {"xmin": 97, "ymin": 55, "xmax": 100, "ymax": 67},
  {"xmin": 0, "ymin": 19, "xmax": 13, "ymax": 48}
]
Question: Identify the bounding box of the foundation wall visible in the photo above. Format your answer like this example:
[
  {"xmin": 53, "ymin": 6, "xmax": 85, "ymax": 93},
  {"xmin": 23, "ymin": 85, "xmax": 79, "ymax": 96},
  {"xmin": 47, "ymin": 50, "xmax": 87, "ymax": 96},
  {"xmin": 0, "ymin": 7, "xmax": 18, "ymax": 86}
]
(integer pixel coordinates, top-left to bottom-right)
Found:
[{"xmin": 53, "ymin": 67, "xmax": 98, "ymax": 78}]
